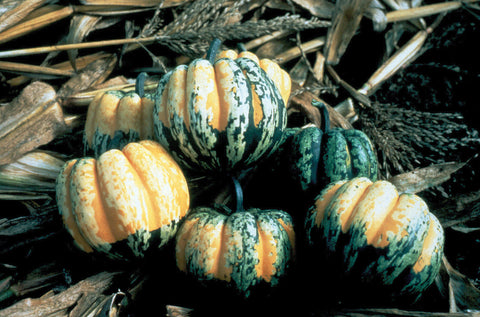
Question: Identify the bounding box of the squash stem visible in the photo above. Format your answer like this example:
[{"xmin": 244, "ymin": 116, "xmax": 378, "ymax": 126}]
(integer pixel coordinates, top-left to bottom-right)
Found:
[
  {"xmin": 135, "ymin": 72, "xmax": 148, "ymax": 97},
  {"xmin": 313, "ymin": 100, "xmax": 330, "ymax": 133},
  {"xmin": 232, "ymin": 176, "xmax": 244, "ymax": 213},
  {"xmin": 206, "ymin": 38, "xmax": 222, "ymax": 64},
  {"xmin": 237, "ymin": 43, "xmax": 247, "ymax": 52}
]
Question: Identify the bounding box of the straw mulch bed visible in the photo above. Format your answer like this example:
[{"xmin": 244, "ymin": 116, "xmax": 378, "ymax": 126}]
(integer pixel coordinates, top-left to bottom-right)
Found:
[{"xmin": 1, "ymin": 0, "xmax": 480, "ymax": 316}]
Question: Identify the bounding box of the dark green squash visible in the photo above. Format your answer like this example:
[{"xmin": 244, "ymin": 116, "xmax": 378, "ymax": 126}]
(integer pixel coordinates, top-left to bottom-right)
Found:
[
  {"xmin": 289, "ymin": 100, "xmax": 378, "ymax": 192},
  {"xmin": 304, "ymin": 177, "xmax": 444, "ymax": 301},
  {"xmin": 153, "ymin": 39, "xmax": 291, "ymax": 173}
]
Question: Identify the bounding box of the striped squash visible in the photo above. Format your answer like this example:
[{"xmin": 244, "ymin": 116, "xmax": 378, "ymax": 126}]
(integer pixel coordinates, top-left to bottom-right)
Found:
[
  {"xmin": 154, "ymin": 39, "xmax": 291, "ymax": 173},
  {"xmin": 175, "ymin": 204, "xmax": 295, "ymax": 297},
  {"xmin": 83, "ymin": 89, "xmax": 155, "ymax": 157},
  {"xmin": 289, "ymin": 101, "xmax": 377, "ymax": 192},
  {"xmin": 56, "ymin": 140, "xmax": 189, "ymax": 259},
  {"xmin": 304, "ymin": 177, "xmax": 444, "ymax": 300}
]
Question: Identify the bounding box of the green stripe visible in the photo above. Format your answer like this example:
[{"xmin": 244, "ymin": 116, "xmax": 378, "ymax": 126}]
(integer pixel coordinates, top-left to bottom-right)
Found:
[{"xmin": 321, "ymin": 129, "xmax": 352, "ymax": 183}]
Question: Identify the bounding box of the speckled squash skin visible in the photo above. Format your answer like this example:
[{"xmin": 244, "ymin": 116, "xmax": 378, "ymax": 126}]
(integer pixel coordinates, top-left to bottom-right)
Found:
[
  {"xmin": 175, "ymin": 205, "xmax": 295, "ymax": 297},
  {"xmin": 83, "ymin": 90, "xmax": 155, "ymax": 157},
  {"xmin": 289, "ymin": 115, "xmax": 378, "ymax": 193},
  {"xmin": 304, "ymin": 177, "xmax": 444, "ymax": 300},
  {"xmin": 56, "ymin": 140, "xmax": 189, "ymax": 260},
  {"xmin": 153, "ymin": 47, "xmax": 291, "ymax": 173}
]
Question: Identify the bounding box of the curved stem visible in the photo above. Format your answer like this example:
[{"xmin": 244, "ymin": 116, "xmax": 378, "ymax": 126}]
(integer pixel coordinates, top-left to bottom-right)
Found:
[
  {"xmin": 312, "ymin": 99, "xmax": 330, "ymax": 133},
  {"xmin": 237, "ymin": 43, "xmax": 247, "ymax": 53},
  {"xmin": 135, "ymin": 72, "xmax": 148, "ymax": 97},
  {"xmin": 206, "ymin": 38, "xmax": 222, "ymax": 64},
  {"xmin": 231, "ymin": 176, "xmax": 244, "ymax": 213}
]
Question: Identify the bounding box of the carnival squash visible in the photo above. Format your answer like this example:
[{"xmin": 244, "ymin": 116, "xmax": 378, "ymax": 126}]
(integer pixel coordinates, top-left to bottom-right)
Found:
[
  {"xmin": 83, "ymin": 86, "xmax": 155, "ymax": 157},
  {"xmin": 304, "ymin": 177, "xmax": 444, "ymax": 300},
  {"xmin": 289, "ymin": 100, "xmax": 377, "ymax": 192},
  {"xmin": 56, "ymin": 140, "xmax": 189, "ymax": 259},
  {"xmin": 175, "ymin": 176, "xmax": 295, "ymax": 297},
  {"xmin": 154, "ymin": 39, "xmax": 291, "ymax": 173}
]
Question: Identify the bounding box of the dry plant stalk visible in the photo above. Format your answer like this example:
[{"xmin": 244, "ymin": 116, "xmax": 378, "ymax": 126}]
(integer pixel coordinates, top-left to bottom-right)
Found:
[
  {"xmin": 0, "ymin": 0, "xmax": 48, "ymax": 33},
  {"xmin": 0, "ymin": 61, "xmax": 73, "ymax": 77},
  {"xmin": 0, "ymin": 6, "xmax": 73, "ymax": 44},
  {"xmin": 358, "ymin": 30, "xmax": 428, "ymax": 96},
  {"xmin": 385, "ymin": 1, "xmax": 472, "ymax": 23}
]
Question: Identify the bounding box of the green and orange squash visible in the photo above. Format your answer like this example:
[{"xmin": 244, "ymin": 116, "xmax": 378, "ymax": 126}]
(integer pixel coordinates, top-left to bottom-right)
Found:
[
  {"xmin": 83, "ymin": 81, "xmax": 155, "ymax": 157},
  {"xmin": 289, "ymin": 100, "xmax": 378, "ymax": 193},
  {"xmin": 304, "ymin": 177, "xmax": 444, "ymax": 300},
  {"xmin": 153, "ymin": 39, "xmax": 291, "ymax": 173},
  {"xmin": 175, "ymin": 179, "xmax": 295, "ymax": 297},
  {"xmin": 56, "ymin": 140, "xmax": 189, "ymax": 259}
]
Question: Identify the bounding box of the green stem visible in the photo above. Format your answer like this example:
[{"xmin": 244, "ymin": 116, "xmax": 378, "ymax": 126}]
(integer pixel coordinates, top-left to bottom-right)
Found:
[
  {"xmin": 237, "ymin": 43, "xmax": 247, "ymax": 53},
  {"xmin": 232, "ymin": 176, "xmax": 244, "ymax": 213},
  {"xmin": 206, "ymin": 38, "xmax": 222, "ymax": 64},
  {"xmin": 135, "ymin": 72, "xmax": 148, "ymax": 97},
  {"xmin": 312, "ymin": 99, "xmax": 330, "ymax": 133}
]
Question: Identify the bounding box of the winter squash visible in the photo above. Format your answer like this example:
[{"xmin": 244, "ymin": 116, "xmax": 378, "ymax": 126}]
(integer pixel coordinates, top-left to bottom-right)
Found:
[
  {"xmin": 83, "ymin": 80, "xmax": 155, "ymax": 157},
  {"xmin": 56, "ymin": 140, "xmax": 189, "ymax": 259},
  {"xmin": 304, "ymin": 177, "xmax": 444, "ymax": 300},
  {"xmin": 289, "ymin": 100, "xmax": 378, "ymax": 192},
  {"xmin": 154, "ymin": 39, "xmax": 291, "ymax": 173},
  {"xmin": 175, "ymin": 179, "xmax": 295, "ymax": 297}
]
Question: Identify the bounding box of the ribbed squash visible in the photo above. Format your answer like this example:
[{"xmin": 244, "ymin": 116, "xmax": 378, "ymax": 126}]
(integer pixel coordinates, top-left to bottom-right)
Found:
[
  {"xmin": 154, "ymin": 39, "xmax": 291, "ymax": 173},
  {"xmin": 289, "ymin": 101, "xmax": 377, "ymax": 192},
  {"xmin": 175, "ymin": 204, "xmax": 295, "ymax": 297},
  {"xmin": 304, "ymin": 177, "xmax": 444, "ymax": 300},
  {"xmin": 56, "ymin": 140, "xmax": 189, "ymax": 259},
  {"xmin": 83, "ymin": 89, "xmax": 155, "ymax": 157}
]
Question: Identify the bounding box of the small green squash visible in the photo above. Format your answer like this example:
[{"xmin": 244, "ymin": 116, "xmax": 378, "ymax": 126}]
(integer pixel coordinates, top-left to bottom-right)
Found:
[
  {"xmin": 154, "ymin": 39, "xmax": 291, "ymax": 173},
  {"xmin": 56, "ymin": 140, "xmax": 189, "ymax": 259},
  {"xmin": 289, "ymin": 100, "xmax": 378, "ymax": 192},
  {"xmin": 175, "ymin": 179, "xmax": 295, "ymax": 297},
  {"xmin": 83, "ymin": 84, "xmax": 155, "ymax": 157},
  {"xmin": 304, "ymin": 177, "xmax": 444, "ymax": 300}
]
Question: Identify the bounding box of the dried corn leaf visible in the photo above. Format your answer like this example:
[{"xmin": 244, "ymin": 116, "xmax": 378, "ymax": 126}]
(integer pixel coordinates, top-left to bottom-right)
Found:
[
  {"xmin": 358, "ymin": 30, "xmax": 428, "ymax": 95},
  {"xmin": 73, "ymin": 5, "xmax": 155, "ymax": 15},
  {"xmin": 64, "ymin": 79, "xmax": 158, "ymax": 107},
  {"xmin": 0, "ymin": 272, "xmax": 119, "ymax": 317},
  {"xmin": 291, "ymin": 0, "xmax": 335, "ymax": 18},
  {"xmin": 388, "ymin": 161, "xmax": 466, "ymax": 194},
  {"xmin": 0, "ymin": 82, "xmax": 66, "ymax": 166},
  {"xmin": 166, "ymin": 305, "xmax": 194, "ymax": 317},
  {"xmin": 57, "ymin": 54, "xmax": 118, "ymax": 102},
  {"xmin": 79, "ymin": 0, "xmax": 190, "ymax": 7},
  {"xmin": 67, "ymin": 15, "xmax": 120, "ymax": 70},
  {"xmin": 324, "ymin": 0, "xmax": 373, "ymax": 65},
  {"xmin": 437, "ymin": 256, "xmax": 480, "ymax": 312},
  {"xmin": 386, "ymin": 1, "xmax": 464, "ymax": 23},
  {"xmin": 0, "ymin": 151, "xmax": 64, "ymax": 194},
  {"xmin": 290, "ymin": 82, "xmax": 353, "ymax": 129},
  {"xmin": 0, "ymin": 0, "xmax": 48, "ymax": 33},
  {"xmin": 0, "ymin": 60, "xmax": 73, "ymax": 79},
  {"xmin": 7, "ymin": 52, "xmax": 112, "ymax": 87},
  {"xmin": 275, "ymin": 37, "xmax": 326, "ymax": 65},
  {"xmin": 0, "ymin": 6, "xmax": 73, "ymax": 45}
]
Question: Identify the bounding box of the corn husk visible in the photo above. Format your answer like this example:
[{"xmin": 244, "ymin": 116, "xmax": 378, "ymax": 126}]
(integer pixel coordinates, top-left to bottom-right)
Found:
[{"xmin": 0, "ymin": 151, "xmax": 65, "ymax": 199}]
